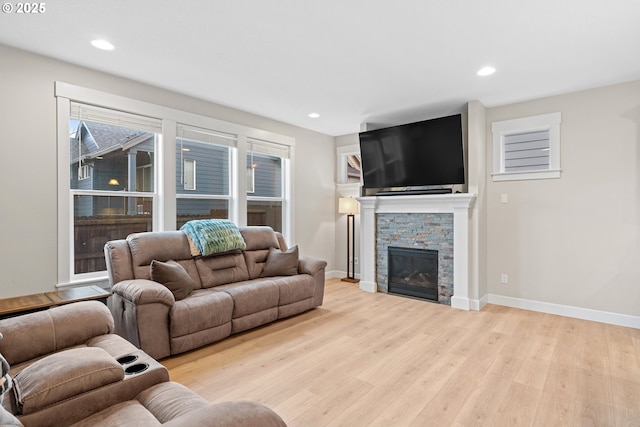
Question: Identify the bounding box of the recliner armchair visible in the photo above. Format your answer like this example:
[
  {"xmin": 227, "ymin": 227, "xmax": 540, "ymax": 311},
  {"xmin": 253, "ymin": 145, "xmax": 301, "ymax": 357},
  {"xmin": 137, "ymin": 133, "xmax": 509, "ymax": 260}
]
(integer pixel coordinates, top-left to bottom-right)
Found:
[{"xmin": 0, "ymin": 301, "xmax": 286, "ymax": 427}]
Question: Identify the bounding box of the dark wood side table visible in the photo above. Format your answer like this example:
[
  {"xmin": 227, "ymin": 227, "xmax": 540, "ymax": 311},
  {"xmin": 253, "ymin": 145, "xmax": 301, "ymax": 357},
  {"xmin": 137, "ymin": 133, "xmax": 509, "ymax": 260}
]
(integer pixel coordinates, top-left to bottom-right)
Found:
[
  {"xmin": 45, "ymin": 285, "xmax": 111, "ymax": 306},
  {"xmin": 0, "ymin": 285, "xmax": 112, "ymax": 319}
]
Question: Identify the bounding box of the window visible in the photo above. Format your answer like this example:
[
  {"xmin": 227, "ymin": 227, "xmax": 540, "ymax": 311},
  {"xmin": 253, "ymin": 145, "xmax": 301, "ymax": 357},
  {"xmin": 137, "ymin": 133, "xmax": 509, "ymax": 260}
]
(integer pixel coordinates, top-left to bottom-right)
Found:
[
  {"xmin": 69, "ymin": 103, "xmax": 161, "ymax": 276},
  {"xmin": 246, "ymin": 139, "xmax": 290, "ymax": 232},
  {"xmin": 491, "ymin": 112, "xmax": 561, "ymax": 181},
  {"xmin": 346, "ymin": 154, "xmax": 362, "ymax": 183},
  {"xmin": 78, "ymin": 164, "xmax": 91, "ymax": 180},
  {"xmin": 176, "ymin": 125, "xmax": 236, "ymax": 228},
  {"xmin": 336, "ymin": 144, "xmax": 362, "ymax": 185},
  {"xmin": 56, "ymin": 82, "xmax": 294, "ymax": 287}
]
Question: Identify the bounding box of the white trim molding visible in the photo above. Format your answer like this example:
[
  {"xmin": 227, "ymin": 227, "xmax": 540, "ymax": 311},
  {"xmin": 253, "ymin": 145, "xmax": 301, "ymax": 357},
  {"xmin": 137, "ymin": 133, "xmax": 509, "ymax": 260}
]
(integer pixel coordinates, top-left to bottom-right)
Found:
[
  {"xmin": 491, "ymin": 112, "xmax": 562, "ymax": 181},
  {"xmin": 487, "ymin": 293, "xmax": 640, "ymax": 329},
  {"xmin": 357, "ymin": 193, "xmax": 477, "ymax": 310}
]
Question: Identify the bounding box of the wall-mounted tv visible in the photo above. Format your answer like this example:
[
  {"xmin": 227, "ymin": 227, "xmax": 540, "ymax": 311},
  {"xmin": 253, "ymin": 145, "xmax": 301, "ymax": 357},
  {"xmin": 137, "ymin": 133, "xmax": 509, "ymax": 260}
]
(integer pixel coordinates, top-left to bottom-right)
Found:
[{"xmin": 359, "ymin": 114, "xmax": 465, "ymax": 194}]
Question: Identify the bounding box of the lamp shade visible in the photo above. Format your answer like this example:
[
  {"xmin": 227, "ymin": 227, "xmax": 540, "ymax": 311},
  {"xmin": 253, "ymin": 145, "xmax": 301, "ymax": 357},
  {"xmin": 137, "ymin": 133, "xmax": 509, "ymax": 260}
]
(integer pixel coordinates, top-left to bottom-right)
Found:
[
  {"xmin": 338, "ymin": 197, "xmax": 360, "ymax": 214},
  {"xmin": 108, "ymin": 178, "xmax": 120, "ymax": 186}
]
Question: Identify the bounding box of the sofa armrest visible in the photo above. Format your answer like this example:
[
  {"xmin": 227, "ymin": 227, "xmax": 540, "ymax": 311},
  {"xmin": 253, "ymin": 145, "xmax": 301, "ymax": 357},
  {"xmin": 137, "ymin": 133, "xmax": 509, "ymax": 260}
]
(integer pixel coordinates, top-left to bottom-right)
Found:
[
  {"xmin": 112, "ymin": 280, "xmax": 175, "ymax": 307},
  {"xmin": 109, "ymin": 280, "xmax": 173, "ymax": 359},
  {"xmin": 298, "ymin": 256, "xmax": 327, "ymax": 276},
  {"xmin": 0, "ymin": 301, "xmax": 114, "ymax": 366},
  {"xmin": 163, "ymin": 401, "xmax": 287, "ymax": 427}
]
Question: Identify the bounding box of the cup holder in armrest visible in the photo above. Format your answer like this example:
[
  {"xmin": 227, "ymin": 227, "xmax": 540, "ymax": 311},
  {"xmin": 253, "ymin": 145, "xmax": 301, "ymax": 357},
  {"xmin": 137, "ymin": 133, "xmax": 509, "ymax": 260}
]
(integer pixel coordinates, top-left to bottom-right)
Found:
[
  {"xmin": 117, "ymin": 355, "xmax": 138, "ymax": 365},
  {"xmin": 124, "ymin": 363, "xmax": 149, "ymax": 375}
]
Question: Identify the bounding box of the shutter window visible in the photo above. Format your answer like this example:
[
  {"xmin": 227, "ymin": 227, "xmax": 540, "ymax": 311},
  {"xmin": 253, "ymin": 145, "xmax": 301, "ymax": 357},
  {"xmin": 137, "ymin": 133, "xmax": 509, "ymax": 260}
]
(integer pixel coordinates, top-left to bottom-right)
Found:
[{"xmin": 504, "ymin": 130, "xmax": 550, "ymax": 172}]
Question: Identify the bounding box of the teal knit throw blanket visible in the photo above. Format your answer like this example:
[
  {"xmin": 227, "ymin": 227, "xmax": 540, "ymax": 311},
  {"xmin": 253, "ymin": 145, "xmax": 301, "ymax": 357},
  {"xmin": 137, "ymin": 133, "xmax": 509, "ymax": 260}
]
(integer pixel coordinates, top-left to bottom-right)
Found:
[{"xmin": 180, "ymin": 219, "xmax": 246, "ymax": 256}]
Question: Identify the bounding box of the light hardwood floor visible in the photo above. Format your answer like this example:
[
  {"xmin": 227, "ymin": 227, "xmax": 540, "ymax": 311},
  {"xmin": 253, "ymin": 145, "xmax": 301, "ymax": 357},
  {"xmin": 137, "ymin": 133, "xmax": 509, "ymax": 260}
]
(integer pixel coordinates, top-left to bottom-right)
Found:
[{"xmin": 162, "ymin": 278, "xmax": 640, "ymax": 426}]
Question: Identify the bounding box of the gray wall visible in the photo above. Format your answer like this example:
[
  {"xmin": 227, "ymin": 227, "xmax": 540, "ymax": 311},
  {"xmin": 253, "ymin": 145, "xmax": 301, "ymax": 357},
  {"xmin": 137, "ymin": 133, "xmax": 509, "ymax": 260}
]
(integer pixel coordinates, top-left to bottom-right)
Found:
[{"xmin": 0, "ymin": 44, "xmax": 336, "ymax": 297}]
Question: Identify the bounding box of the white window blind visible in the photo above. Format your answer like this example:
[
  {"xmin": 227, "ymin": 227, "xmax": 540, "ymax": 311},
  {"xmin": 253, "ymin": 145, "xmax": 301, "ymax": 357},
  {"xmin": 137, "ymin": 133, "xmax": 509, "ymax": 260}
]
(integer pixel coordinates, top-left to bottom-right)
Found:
[
  {"xmin": 177, "ymin": 124, "xmax": 237, "ymax": 147},
  {"xmin": 504, "ymin": 130, "xmax": 550, "ymax": 172},
  {"xmin": 70, "ymin": 102, "xmax": 162, "ymax": 133},
  {"xmin": 248, "ymin": 138, "xmax": 291, "ymax": 159}
]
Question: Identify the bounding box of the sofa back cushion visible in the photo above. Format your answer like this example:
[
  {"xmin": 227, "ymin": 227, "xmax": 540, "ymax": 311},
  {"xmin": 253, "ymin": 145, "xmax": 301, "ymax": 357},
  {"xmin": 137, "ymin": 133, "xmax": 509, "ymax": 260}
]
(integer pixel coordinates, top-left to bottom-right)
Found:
[
  {"xmin": 239, "ymin": 227, "xmax": 281, "ymax": 279},
  {"xmin": 0, "ymin": 302, "xmax": 114, "ymax": 366},
  {"xmin": 126, "ymin": 232, "xmax": 202, "ymax": 289},
  {"xmin": 104, "ymin": 240, "xmax": 134, "ymax": 286},
  {"xmin": 195, "ymin": 252, "xmax": 249, "ymax": 288}
]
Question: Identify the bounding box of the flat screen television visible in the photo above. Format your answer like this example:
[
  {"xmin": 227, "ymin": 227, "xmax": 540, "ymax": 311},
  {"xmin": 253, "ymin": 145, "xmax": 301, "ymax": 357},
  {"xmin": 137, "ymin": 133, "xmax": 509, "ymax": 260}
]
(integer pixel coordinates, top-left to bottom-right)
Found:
[{"xmin": 359, "ymin": 114, "xmax": 465, "ymax": 194}]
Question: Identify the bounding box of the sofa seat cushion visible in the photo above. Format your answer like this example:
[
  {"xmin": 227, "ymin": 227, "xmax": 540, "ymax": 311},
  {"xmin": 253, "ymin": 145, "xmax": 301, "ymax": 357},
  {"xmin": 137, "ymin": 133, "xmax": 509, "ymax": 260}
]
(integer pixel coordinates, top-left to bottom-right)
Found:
[
  {"xmin": 69, "ymin": 382, "xmax": 208, "ymax": 427},
  {"xmin": 68, "ymin": 400, "xmax": 162, "ymax": 427},
  {"xmin": 12, "ymin": 347, "xmax": 124, "ymax": 415},
  {"xmin": 169, "ymin": 290, "xmax": 233, "ymax": 338},
  {"xmin": 273, "ymin": 274, "xmax": 316, "ymax": 306},
  {"xmin": 136, "ymin": 382, "xmax": 208, "ymax": 423},
  {"xmin": 216, "ymin": 280, "xmax": 280, "ymax": 319}
]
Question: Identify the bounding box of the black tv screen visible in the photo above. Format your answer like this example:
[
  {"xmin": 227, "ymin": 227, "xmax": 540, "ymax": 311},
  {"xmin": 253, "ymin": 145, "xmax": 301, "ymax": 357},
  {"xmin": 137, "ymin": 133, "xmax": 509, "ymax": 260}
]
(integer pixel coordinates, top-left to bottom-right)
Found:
[{"xmin": 359, "ymin": 114, "xmax": 465, "ymax": 191}]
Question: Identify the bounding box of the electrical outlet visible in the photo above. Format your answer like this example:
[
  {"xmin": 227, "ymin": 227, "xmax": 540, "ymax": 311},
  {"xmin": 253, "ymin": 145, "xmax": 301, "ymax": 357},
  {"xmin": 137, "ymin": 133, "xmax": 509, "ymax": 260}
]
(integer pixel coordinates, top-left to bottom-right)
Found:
[
  {"xmin": 353, "ymin": 257, "xmax": 359, "ymax": 265},
  {"xmin": 500, "ymin": 193, "xmax": 509, "ymax": 204},
  {"xmin": 501, "ymin": 274, "xmax": 509, "ymax": 284}
]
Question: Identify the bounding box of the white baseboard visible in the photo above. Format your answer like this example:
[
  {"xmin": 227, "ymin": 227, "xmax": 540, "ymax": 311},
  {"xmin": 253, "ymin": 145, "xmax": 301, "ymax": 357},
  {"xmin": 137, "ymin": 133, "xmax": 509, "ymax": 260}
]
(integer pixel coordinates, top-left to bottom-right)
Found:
[
  {"xmin": 487, "ymin": 293, "xmax": 640, "ymax": 329},
  {"xmin": 359, "ymin": 281, "xmax": 377, "ymax": 293},
  {"xmin": 325, "ymin": 270, "xmax": 342, "ymax": 279},
  {"xmin": 470, "ymin": 294, "xmax": 489, "ymax": 311},
  {"xmin": 451, "ymin": 296, "xmax": 470, "ymax": 310},
  {"xmin": 326, "ymin": 270, "xmax": 362, "ymax": 281}
]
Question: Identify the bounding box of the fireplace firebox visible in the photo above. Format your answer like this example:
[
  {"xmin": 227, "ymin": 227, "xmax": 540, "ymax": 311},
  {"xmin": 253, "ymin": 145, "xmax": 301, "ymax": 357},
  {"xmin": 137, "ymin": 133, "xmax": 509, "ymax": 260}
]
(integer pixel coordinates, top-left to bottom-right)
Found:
[{"xmin": 388, "ymin": 247, "xmax": 438, "ymax": 302}]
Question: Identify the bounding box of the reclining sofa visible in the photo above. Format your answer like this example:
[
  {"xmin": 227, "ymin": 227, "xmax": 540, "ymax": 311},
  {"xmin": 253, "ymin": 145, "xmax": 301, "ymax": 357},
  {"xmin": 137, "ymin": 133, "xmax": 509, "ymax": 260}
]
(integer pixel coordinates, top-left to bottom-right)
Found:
[
  {"xmin": 105, "ymin": 225, "xmax": 327, "ymax": 359},
  {"xmin": 0, "ymin": 301, "xmax": 286, "ymax": 427}
]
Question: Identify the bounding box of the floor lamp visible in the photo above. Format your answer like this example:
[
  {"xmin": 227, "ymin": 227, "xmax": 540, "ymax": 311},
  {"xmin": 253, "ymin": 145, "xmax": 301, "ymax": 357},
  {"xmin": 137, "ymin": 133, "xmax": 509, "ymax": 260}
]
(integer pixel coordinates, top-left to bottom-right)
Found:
[{"xmin": 339, "ymin": 197, "xmax": 360, "ymax": 283}]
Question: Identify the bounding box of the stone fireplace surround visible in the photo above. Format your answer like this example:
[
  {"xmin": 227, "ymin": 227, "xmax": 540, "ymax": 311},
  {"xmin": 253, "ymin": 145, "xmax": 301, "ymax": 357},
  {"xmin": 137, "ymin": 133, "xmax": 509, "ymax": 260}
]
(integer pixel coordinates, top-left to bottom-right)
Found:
[{"xmin": 357, "ymin": 193, "xmax": 477, "ymax": 310}]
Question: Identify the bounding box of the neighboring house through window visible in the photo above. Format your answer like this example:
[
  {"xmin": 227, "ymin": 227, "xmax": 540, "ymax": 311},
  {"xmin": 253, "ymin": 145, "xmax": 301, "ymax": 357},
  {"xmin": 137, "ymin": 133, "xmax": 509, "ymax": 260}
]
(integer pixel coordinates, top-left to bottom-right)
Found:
[
  {"xmin": 176, "ymin": 125, "xmax": 235, "ymax": 229},
  {"xmin": 246, "ymin": 139, "xmax": 290, "ymax": 233},
  {"xmin": 69, "ymin": 104, "xmax": 160, "ymax": 276}
]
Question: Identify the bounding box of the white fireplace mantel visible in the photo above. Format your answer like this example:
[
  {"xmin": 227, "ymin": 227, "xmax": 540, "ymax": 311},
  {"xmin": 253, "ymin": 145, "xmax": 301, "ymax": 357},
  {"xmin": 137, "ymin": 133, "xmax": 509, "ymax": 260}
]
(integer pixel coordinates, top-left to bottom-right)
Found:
[{"xmin": 357, "ymin": 193, "xmax": 477, "ymax": 310}]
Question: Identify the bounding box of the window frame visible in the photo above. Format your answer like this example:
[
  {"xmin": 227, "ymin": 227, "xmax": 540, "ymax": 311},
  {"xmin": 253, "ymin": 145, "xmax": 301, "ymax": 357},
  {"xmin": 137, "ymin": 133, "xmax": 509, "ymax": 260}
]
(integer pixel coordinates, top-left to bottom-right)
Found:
[
  {"xmin": 56, "ymin": 82, "xmax": 295, "ymax": 288},
  {"xmin": 491, "ymin": 112, "xmax": 562, "ymax": 182}
]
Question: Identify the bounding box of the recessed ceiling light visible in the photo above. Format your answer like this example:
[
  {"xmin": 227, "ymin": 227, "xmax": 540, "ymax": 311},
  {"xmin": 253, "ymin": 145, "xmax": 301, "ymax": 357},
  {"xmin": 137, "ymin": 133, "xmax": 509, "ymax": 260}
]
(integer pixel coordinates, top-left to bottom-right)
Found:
[
  {"xmin": 308, "ymin": 113, "xmax": 320, "ymax": 118},
  {"xmin": 477, "ymin": 66, "xmax": 496, "ymax": 76},
  {"xmin": 91, "ymin": 39, "xmax": 114, "ymax": 51}
]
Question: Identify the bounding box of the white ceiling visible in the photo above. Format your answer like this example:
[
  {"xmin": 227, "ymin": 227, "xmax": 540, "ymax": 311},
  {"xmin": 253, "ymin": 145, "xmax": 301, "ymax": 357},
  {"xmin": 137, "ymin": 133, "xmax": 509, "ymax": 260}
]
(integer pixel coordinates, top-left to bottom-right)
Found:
[{"xmin": 1, "ymin": 0, "xmax": 639, "ymax": 136}]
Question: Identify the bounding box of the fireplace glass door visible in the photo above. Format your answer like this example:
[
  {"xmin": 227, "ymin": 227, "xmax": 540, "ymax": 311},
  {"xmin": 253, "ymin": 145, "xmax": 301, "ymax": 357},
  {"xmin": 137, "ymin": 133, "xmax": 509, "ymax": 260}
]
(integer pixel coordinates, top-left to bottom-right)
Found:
[{"xmin": 388, "ymin": 247, "xmax": 438, "ymax": 301}]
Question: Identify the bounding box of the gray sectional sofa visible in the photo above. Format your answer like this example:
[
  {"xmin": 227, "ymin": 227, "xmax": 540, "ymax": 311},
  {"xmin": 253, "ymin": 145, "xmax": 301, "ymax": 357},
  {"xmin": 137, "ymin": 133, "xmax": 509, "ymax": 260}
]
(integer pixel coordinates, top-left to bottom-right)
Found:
[{"xmin": 104, "ymin": 226, "xmax": 327, "ymax": 360}]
